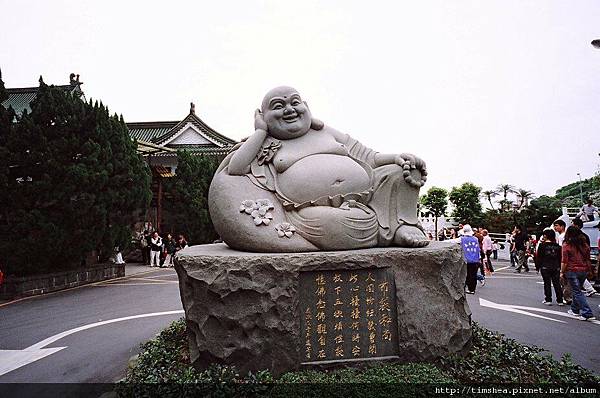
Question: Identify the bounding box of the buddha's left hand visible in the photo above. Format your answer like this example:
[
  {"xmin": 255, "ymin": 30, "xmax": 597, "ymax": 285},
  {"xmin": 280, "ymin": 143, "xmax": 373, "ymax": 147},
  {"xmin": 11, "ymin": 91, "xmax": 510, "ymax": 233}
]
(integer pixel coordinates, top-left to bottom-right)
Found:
[{"xmin": 396, "ymin": 153, "xmax": 427, "ymax": 174}]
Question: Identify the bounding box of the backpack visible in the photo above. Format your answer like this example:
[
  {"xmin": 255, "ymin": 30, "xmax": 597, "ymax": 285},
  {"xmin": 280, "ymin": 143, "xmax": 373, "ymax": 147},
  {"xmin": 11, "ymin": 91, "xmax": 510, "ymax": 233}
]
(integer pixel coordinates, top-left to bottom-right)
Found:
[{"xmin": 460, "ymin": 236, "xmax": 481, "ymax": 263}]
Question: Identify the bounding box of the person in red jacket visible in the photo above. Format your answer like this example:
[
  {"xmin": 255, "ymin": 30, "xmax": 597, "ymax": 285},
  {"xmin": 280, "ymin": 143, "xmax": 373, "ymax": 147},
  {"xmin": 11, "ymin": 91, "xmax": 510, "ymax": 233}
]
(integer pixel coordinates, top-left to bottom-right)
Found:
[{"xmin": 561, "ymin": 226, "xmax": 595, "ymax": 320}]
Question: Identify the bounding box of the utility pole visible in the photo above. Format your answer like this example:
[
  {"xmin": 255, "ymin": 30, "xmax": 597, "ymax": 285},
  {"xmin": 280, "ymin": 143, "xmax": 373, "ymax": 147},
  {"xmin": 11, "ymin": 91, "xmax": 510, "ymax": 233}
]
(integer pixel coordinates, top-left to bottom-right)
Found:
[{"xmin": 577, "ymin": 173, "xmax": 583, "ymax": 204}]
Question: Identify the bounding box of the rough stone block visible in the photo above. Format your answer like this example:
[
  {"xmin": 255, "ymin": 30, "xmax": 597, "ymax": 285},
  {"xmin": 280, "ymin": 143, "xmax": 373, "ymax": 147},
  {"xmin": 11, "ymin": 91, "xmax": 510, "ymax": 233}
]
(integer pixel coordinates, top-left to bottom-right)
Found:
[{"xmin": 175, "ymin": 242, "xmax": 471, "ymax": 376}]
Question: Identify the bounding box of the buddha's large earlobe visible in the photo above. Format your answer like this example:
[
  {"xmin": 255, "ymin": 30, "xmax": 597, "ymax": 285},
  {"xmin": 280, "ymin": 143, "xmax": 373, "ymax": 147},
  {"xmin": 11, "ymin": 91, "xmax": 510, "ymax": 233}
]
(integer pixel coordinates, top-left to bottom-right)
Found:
[
  {"xmin": 311, "ymin": 118, "xmax": 324, "ymax": 131},
  {"xmin": 305, "ymin": 101, "xmax": 324, "ymax": 130}
]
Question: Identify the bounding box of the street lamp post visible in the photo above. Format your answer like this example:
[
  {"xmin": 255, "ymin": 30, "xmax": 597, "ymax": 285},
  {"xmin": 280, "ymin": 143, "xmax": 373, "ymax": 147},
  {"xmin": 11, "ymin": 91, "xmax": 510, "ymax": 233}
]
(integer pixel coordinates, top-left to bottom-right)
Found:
[{"xmin": 577, "ymin": 173, "xmax": 583, "ymax": 204}]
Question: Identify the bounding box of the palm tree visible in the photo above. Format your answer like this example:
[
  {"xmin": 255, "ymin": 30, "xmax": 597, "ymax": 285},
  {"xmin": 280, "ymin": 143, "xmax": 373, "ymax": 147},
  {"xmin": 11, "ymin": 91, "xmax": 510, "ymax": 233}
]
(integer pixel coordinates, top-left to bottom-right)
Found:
[
  {"xmin": 496, "ymin": 184, "xmax": 515, "ymax": 211},
  {"xmin": 481, "ymin": 189, "xmax": 498, "ymax": 210},
  {"xmin": 515, "ymin": 188, "xmax": 534, "ymax": 209}
]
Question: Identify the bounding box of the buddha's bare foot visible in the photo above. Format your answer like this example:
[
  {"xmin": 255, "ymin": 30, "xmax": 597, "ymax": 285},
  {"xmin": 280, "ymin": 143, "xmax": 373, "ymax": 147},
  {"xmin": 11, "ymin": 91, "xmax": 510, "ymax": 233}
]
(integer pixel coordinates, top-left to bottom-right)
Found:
[{"xmin": 394, "ymin": 225, "xmax": 430, "ymax": 247}]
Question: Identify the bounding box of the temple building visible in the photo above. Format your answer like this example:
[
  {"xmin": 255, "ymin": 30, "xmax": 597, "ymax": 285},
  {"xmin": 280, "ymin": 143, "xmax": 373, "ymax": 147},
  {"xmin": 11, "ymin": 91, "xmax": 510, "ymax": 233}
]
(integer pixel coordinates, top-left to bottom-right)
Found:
[
  {"xmin": 127, "ymin": 102, "xmax": 236, "ymax": 172},
  {"xmin": 126, "ymin": 103, "xmax": 237, "ymax": 231}
]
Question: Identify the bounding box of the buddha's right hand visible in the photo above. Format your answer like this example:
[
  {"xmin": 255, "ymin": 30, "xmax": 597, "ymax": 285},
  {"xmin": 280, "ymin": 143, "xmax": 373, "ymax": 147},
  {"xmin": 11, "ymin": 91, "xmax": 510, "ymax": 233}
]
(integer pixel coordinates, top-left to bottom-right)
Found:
[{"xmin": 255, "ymin": 109, "xmax": 268, "ymax": 132}]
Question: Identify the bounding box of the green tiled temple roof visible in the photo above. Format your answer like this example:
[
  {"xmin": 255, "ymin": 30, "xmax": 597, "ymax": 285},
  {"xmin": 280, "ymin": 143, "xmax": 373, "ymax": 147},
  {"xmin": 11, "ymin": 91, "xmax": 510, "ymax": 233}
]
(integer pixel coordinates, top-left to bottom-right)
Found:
[
  {"xmin": 126, "ymin": 121, "xmax": 179, "ymax": 142},
  {"xmin": 2, "ymin": 85, "xmax": 83, "ymax": 116}
]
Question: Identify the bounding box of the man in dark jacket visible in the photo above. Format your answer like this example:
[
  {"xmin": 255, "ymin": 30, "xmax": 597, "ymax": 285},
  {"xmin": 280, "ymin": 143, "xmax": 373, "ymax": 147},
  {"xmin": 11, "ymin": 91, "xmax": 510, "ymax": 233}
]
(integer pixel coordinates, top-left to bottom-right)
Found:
[
  {"xmin": 514, "ymin": 225, "xmax": 529, "ymax": 273},
  {"xmin": 535, "ymin": 229, "xmax": 564, "ymax": 305}
]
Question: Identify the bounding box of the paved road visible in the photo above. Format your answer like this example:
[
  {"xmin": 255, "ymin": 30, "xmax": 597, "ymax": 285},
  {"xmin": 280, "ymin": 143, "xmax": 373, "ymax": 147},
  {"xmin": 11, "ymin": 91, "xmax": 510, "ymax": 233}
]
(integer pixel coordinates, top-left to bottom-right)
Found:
[
  {"xmin": 0, "ymin": 265, "xmax": 182, "ymax": 383},
  {"xmin": 467, "ymin": 260, "xmax": 600, "ymax": 374},
  {"xmin": 0, "ymin": 260, "xmax": 598, "ymax": 384}
]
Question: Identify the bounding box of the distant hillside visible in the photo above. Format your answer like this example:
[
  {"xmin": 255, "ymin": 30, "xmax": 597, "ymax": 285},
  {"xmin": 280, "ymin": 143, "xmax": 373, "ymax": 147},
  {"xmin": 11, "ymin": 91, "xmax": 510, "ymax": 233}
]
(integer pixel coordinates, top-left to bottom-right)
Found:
[{"xmin": 554, "ymin": 176, "xmax": 599, "ymax": 207}]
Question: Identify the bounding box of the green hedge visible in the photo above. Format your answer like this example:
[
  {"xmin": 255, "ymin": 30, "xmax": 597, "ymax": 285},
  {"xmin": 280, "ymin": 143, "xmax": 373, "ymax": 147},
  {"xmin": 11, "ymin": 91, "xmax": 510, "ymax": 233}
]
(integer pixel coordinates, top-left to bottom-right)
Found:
[{"xmin": 118, "ymin": 318, "xmax": 599, "ymax": 397}]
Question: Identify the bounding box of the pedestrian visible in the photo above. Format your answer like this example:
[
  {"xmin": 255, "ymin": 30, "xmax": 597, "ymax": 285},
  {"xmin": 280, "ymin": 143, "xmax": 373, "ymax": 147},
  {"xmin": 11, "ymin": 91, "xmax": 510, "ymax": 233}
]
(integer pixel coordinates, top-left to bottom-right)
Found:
[
  {"xmin": 492, "ymin": 240, "xmax": 498, "ymax": 260},
  {"xmin": 513, "ymin": 225, "xmax": 529, "ymax": 273},
  {"xmin": 141, "ymin": 230, "xmax": 151, "ymax": 265},
  {"xmin": 450, "ymin": 229, "xmax": 457, "ymax": 239},
  {"xmin": 561, "ymin": 226, "xmax": 596, "ymax": 320},
  {"xmin": 579, "ymin": 199, "xmax": 598, "ymax": 222},
  {"xmin": 176, "ymin": 234, "xmax": 188, "ymax": 252},
  {"xmin": 535, "ymin": 229, "xmax": 564, "ymax": 305},
  {"xmin": 150, "ymin": 231, "xmax": 163, "ymax": 267},
  {"xmin": 526, "ymin": 235, "xmax": 537, "ymax": 269},
  {"xmin": 571, "ymin": 218, "xmax": 597, "ymax": 297},
  {"xmin": 482, "ymin": 229, "xmax": 495, "ymax": 274},
  {"xmin": 455, "ymin": 224, "xmax": 481, "ymax": 294},
  {"xmin": 509, "ymin": 232, "xmax": 517, "ymax": 267},
  {"xmin": 553, "ymin": 219, "xmax": 571, "ymax": 304},
  {"xmin": 473, "ymin": 228, "xmax": 487, "ymax": 281},
  {"xmin": 163, "ymin": 233, "xmax": 177, "ymax": 267},
  {"xmin": 553, "ymin": 219, "xmax": 566, "ymax": 246}
]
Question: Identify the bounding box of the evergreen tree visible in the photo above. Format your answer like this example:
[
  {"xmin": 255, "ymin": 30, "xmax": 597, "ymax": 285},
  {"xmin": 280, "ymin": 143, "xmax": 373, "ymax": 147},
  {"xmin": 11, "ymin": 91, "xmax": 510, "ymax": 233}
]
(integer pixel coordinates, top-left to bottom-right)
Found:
[
  {"xmin": 0, "ymin": 78, "xmax": 151, "ymax": 275},
  {"xmin": 0, "ymin": 70, "xmax": 15, "ymax": 257},
  {"xmin": 449, "ymin": 182, "xmax": 484, "ymax": 225},
  {"xmin": 163, "ymin": 151, "xmax": 219, "ymax": 245}
]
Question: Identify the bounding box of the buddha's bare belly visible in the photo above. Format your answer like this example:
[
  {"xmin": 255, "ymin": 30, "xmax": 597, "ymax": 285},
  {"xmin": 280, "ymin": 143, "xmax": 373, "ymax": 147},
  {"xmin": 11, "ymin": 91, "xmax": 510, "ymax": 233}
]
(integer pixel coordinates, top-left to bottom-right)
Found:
[{"xmin": 277, "ymin": 154, "xmax": 371, "ymax": 204}]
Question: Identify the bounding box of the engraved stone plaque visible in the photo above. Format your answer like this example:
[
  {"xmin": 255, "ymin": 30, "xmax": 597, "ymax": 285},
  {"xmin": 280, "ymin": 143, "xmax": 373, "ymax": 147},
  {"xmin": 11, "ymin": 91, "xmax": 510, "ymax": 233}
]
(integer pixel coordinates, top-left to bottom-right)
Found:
[{"xmin": 299, "ymin": 268, "xmax": 399, "ymax": 363}]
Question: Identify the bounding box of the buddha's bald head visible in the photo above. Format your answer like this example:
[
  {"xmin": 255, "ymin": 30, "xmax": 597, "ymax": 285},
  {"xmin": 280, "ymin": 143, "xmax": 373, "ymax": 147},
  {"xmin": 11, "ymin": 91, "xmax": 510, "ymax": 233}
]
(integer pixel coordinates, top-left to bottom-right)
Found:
[
  {"xmin": 261, "ymin": 86, "xmax": 301, "ymax": 113},
  {"xmin": 260, "ymin": 86, "xmax": 312, "ymax": 140}
]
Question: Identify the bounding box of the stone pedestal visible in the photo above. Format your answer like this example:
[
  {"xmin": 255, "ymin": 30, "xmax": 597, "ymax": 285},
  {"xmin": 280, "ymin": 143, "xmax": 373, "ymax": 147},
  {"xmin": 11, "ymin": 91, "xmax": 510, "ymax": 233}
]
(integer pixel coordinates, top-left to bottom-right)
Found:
[{"xmin": 174, "ymin": 242, "xmax": 471, "ymax": 376}]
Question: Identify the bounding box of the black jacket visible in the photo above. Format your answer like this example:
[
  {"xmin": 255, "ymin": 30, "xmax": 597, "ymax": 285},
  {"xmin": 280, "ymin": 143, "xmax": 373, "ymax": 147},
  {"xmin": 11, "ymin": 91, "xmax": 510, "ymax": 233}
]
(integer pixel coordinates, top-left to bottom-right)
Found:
[{"xmin": 535, "ymin": 241, "xmax": 561, "ymax": 271}]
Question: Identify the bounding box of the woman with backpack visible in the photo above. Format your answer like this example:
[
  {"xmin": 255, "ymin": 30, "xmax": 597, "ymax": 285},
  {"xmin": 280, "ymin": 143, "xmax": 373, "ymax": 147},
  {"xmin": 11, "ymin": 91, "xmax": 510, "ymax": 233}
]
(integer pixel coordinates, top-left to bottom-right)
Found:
[{"xmin": 450, "ymin": 224, "xmax": 481, "ymax": 294}]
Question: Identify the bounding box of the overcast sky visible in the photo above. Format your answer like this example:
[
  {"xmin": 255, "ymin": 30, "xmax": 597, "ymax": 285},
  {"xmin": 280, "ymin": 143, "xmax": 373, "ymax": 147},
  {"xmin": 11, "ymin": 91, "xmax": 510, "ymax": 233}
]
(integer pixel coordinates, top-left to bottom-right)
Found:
[{"xmin": 1, "ymin": 0, "xmax": 599, "ymax": 199}]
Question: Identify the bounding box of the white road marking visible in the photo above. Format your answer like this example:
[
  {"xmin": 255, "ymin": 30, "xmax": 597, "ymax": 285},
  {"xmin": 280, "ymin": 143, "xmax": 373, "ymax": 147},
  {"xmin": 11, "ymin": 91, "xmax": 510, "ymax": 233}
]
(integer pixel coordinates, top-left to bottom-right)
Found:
[
  {"xmin": 486, "ymin": 276, "xmax": 540, "ymax": 279},
  {"xmin": 0, "ymin": 309, "xmax": 184, "ymax": 376},
  {"xmin": 479, "ymin": 298, "xmax": 600, "ymax": 325},
  {"xmin": 494, "ymin": 266, "xmax": 510, "ymax": 272},
  {"xmin": 94, "ymin": 282, "xmax": 178, "ymax": 286},
  {"xmin": 479, "ymin": 298, "xmax": 565, "ymax": 323}
]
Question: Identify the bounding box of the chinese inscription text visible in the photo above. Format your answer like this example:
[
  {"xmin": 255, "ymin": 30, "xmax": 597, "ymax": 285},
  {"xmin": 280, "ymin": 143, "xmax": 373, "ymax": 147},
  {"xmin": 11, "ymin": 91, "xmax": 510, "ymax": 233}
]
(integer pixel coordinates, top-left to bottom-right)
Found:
[{"xmin": 299, "ymin": 268, "xmax": 399, "ymax": 362}]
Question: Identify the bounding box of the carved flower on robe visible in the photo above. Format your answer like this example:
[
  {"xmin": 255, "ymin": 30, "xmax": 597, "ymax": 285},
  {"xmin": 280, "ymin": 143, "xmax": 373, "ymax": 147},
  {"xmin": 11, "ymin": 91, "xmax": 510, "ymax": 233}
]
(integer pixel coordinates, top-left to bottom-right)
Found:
[
  {"xmin": 251, "ymin": 207, "xmax": 274, "ymax": 226},
  {"xmin": 255, "ymin": 199, "xmax": 274, "ymax": 211},
  {"xmin": 239, "ymin": 200, "xmax": 258, "ymax": 214},
  {"xmin": 275, "ymin": 223, "xmax": 296, "ymax": 238}
]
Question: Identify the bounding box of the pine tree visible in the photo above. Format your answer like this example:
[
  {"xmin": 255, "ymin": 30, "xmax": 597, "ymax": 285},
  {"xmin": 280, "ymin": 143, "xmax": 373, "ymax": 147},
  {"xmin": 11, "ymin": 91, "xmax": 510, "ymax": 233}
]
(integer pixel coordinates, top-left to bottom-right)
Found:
[
  {"xmin": 0, "ymin": 70, "xmax": 16, "ymax": 269},
  {"xmin": 163, "ymin": 151, "xmax": 219, "ymax": 245},
  {"xmin": 0, "ymin": 77, "xmax": 151, "ymax": 275}
]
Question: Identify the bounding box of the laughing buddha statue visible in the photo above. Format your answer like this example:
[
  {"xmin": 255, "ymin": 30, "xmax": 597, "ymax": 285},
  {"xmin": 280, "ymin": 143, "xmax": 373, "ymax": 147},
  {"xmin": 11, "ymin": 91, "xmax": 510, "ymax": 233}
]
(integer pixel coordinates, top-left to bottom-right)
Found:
[{"xmin": 208, "ymin": 86, "xmax": 429, "ymax": 252}]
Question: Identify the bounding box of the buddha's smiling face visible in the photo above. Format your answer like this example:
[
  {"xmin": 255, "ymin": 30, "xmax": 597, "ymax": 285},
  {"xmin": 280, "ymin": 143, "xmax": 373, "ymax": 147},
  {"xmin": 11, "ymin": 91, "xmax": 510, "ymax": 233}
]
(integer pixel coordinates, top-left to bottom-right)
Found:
[{"xmin": 261, "ymin": 86, "xmax": 312, "ymax": 140}]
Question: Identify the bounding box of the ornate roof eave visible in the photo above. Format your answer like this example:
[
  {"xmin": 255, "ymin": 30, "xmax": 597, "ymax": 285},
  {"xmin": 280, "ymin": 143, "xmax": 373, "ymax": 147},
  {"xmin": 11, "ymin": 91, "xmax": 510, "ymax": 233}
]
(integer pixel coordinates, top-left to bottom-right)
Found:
[
  {"xmin": 135, "ymin": 140, "xmax": 176, "ymax": 156},
  {"xmin": 149, "ymin": 146, "xmax": 233, "ymax": 157}
]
